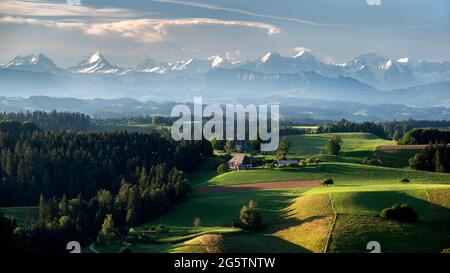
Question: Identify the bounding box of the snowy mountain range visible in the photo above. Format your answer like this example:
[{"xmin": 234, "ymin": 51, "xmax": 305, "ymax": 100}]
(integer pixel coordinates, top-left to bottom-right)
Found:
[{"xmin": 1, "ymin": 50, "xmax": 450, "ymax": 110}]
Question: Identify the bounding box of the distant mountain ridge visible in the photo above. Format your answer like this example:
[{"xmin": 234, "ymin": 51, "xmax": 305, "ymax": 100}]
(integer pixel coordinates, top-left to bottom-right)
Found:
[
  {"xmin": 1, "ymin": 51, "xmax": 450, "ymax": 109},
  {"xmin": 1, "ymin": 95, "xmax": 449, "ymax": 121}
]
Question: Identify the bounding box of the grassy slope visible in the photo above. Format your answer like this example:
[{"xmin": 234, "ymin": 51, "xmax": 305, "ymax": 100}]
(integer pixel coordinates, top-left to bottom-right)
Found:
[{"xmin": 209, "ymin": 163, "xmax": 450, "ymax": 186}]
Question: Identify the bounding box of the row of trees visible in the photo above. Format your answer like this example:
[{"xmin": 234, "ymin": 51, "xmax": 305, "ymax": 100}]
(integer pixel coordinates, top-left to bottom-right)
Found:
[
  {"xmin": 0, "ymin": 111, "xmax": 91, "ymax": 132},
  {"xmin": 318, "ymin": 119, "xmax": 387, "ymax": 139},
  {"xmin": 409, "ymin": 144, "xmax": 450, "ymax": 173},
  {"xmin": 399, "ymin": 128, "xmax": 450, "ymax": 145},
  {"xmin": 317, "ymin": 119, "xmax": 450, "ymax": 141}
]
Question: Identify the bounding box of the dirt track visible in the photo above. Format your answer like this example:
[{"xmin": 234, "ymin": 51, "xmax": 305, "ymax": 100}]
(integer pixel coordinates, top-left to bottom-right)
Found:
[
  {"xmin": 376, "ymin": 144, "xmax": 428, "ymax": 151},
  {"xmin": 196, "ymin": 180, "xmax": 322, "ymax": 194}
]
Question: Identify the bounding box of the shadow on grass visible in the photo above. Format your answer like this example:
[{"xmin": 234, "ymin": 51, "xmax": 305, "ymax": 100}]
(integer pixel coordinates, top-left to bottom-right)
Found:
[
  {"xmin": 333, "ymin": 190, "xmax": 450, "ymax": 222},
  {"xmin": 220, "ymin": 232, "xmax": 312, "ymax": 253}
]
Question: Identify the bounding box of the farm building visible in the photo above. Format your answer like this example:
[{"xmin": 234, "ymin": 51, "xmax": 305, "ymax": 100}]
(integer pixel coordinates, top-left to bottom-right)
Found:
[{"xmin": 227, "ymin": 154, "xmax": 253, "ymax": 170}]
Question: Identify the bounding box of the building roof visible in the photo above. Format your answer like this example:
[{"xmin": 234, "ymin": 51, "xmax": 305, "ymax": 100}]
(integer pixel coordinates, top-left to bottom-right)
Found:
[{"xmin": 227, "ymin": 154, "xmax": 247, "ymax": 167}]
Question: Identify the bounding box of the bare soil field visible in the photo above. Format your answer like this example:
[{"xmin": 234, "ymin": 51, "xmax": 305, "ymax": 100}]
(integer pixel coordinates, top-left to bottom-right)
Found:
[{"xmin": 197, "ymin": 180, "xmax": 322, "ymax": 194}]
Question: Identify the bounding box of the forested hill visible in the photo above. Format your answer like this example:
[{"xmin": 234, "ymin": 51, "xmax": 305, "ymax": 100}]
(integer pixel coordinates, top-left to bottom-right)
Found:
[
  {"xmin": 0, "ymin": 130, "xmax": 213, "ymax": 206},
  {"xmin": 0, "ymin": 111, "xmax": 91, "ymax": 132}
]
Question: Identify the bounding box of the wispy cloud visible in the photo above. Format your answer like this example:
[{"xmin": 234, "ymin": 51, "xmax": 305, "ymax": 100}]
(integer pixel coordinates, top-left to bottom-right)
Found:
[
  {"xmin": 0, "ymin": 0, "xmax": 141, "ymax": 19},
  {"xmin": 153, "ymin": 0, "xmax": 349, "ymax": 27},
  {"xmin": 0, "ymin": 16, "xmax": 280, "ymax": 42}
]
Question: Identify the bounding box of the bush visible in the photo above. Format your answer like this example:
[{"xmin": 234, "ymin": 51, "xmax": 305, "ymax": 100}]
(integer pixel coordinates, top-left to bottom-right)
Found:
[
  {"xmin": 362, "ymin": 157, "xmax": 378, "ymax": 165},
  {"xmin": 217, "ymin": 163, "xmax": 228, "ymax": 174},
  {"xmin": 380, "ymin": 204, "xmax": 418, "ymax": 223},
  {"xmin": 194, "ymin": 217, "xmax": 202, "ymax": 228},
  {"xmin": 298, "ymin": 160, "xmax": 307, "ymax": 168},
  {"xmin": 235, "ymin": 200, "xmax": 263, "ymax": 231},
  {"xmin": 400, "ymin": 177, "xmax": 410, "ymax": 183},
  {"xmin": 156, "ymin": 225, "xmax": 169, "ymax": 233},
  {"xmin": 321, "ymin": 178, "xmax": 334, "ymax": 186},
  {"xmin": 119, "ymin": 246, "xmax": 131, "ymax": 253},
  {"xmin": 442, "ymin": 248, "xmax": 450, "ymax": 253},
  {"xmin": 325, "ymin": 136, "xmax": 342, "ymax": 155}
]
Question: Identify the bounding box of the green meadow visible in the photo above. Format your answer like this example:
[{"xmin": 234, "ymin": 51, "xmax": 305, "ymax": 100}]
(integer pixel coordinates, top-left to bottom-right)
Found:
[{"xmin": 4, "ymin": 131, "xmax": 445, "ymax": 253}]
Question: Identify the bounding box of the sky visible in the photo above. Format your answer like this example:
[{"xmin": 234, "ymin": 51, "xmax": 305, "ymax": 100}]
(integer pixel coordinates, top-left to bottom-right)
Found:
[{"xmin": 0, "ymin": 0, "xmax": 449, "ymax": 67}]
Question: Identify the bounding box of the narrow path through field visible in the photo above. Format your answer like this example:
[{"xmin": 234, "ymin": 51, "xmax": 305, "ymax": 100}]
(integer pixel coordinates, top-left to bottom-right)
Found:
[{"xmin": 196, "ymin": 180, "xmax": 322, "ymax": 194}]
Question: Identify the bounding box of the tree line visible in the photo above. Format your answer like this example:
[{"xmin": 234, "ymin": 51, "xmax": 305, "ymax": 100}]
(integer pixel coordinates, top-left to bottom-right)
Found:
[
  {"xmin": 399, "ymin": 128, "xmax": 450, "ymax": 145},
  {"xmin": 409, "ymin": 144, "xmax": 450, "ymax": 173},
  {"xmin": 0, "ymin": 110, "xmax": 91, "ymax": 132},
  {"xmin": 318, "ymin": 119, "xmax": 450, "ymax": 140},
  {"xmin": 317, "ymin": 119, "xmax": 387, "ymax": 139}
]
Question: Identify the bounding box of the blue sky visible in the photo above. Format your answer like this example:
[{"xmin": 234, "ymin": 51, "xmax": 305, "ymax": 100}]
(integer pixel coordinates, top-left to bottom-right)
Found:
[{"xmin": 0, "ymin": 0, "xmax": 449, "ymax": 66}]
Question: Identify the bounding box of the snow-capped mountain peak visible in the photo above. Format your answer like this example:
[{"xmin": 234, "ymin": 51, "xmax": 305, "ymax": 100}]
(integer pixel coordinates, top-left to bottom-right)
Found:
[
  {"xmin": 380, "ymin": 59, "xmax": 393, "ymax": 70},
  {"xmin": 208, "ymin": 55, "xmax": 224, "ymax": 68},
  {"xmin": 69, "ymin": 51, "xmax": 125, "ymax": 74},
  {"xmin": 88, "ymin": 51, "xmax": 103, "ymax": 64},
  {"xmin": 292, "ymin": 48, "xmax": 312, "ymax": 59},
  {"xmin": 261, "ymin": 52, "xmax": 272, "ymax": 63},
  {"xmin": 2, "ymin": 53, "xmax": 59, "ymax": 72},
  {"xmin": 260, "ymin": 52, "xmax": 283, "ymax": 63}
]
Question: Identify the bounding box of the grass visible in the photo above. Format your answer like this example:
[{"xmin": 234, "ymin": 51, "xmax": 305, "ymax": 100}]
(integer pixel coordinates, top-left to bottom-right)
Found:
[
  {"xmin": 270, "ymin": 194, "xmax": 335, "ymax": 253},
  {"xmin": 286, "ymin": 133, "xmax": 394, "ymax": 157},
  {"xmin": 328, "ymin": 215, "xmax": 450, "ymax": 253},
  {"xmin": 24, "ymin": 131, "xmax": 450, "ymax": 253},
  {"xmin": 330, "ymin": 190, "xmax": 436, "ymax": 221},
  {"xmin": 141, "ymin": 190, "xmax": 307, "ymax": 228},
  {"xmin": 375, "ymin": 148, "xmax": 420, "ymax": 168},
  {"xmin": 208, "ymin": 162, "xmax": 450, "ymax": 186},
  {"xmin": 0, "ymin": 206, "xmax": 38, "ymax": 225}
]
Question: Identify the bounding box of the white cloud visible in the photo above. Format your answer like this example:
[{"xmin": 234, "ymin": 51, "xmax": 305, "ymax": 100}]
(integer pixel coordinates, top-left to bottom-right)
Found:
[
  {"xmin": 366, "ymin": 0, "xmax": 382, "ymax": 6},
  {"xmin": 0, "ymin": 16, "xmax": 280, "ymax": 43}
]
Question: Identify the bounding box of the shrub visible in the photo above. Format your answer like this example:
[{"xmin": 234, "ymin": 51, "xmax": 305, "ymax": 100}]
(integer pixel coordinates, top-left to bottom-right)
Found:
[
  {"xmin": 235, "ymin": 200, "xmax": 263, "ymax": 231},
  {"xmin": 362, "ymin": 157, "xmax": 378, "ymax": 165},
  {"xmin": 298, "ymin": 160, "xmax": 307, "ymax": 168},
  {"xmin": 217, "ymin": 163, "xmax": 228, "ymax": 174},
  {"xmin": 442, "ymin": 248, "xmax": 450, "ymax": 253},
  {"xmin": 400, "ymin": 177, "xmax": 410, "ymax": 183},
  {"xmin": 194, "ymin": 217, "xmax": 202, "ymax": 228},
  {"xmin": 325, "ymin": 136, "xmax": 342, "ymax": 155},
  {"xmin": 156, "ymin": 224, "xmax": 169, "ymax": 233},
  {"xmin": 321, "ymin": 178, "xmax": 334, "ymax": 186},
  {"xmin": 119, "ymin": 246, "xmax": 131, "ymax": 253},
  {"xmin": 380, "ymin": 204, "xmax": 418, "ymax": 223}
]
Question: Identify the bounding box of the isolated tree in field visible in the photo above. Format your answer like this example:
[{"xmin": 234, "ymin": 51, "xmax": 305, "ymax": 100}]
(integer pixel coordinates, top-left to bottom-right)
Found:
[
  {"xmin": 238, "ymin": 201, "xmax": 263, "ymax": 231},
  {"xmin": 325, "ymin": 136, "xmax": 342, "ymax": 155},
  {"xmin": 224, "ymin": 140, "xmax": 234, "ymax": 154},
  {"xmin": 194, "ymin": 217, "xmax": 202, "ymax": 228},
  {"xmin": 277, "ymin": 137, "xmax": 292, "ymax": 159}
]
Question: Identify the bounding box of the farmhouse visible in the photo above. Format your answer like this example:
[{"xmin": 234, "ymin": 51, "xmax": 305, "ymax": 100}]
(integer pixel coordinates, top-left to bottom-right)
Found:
[{"xmin": 227, "ymin": 154, "xmax": 252, "ymax": 170}]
